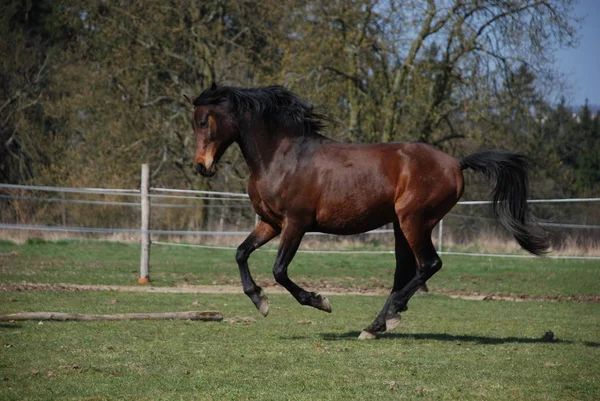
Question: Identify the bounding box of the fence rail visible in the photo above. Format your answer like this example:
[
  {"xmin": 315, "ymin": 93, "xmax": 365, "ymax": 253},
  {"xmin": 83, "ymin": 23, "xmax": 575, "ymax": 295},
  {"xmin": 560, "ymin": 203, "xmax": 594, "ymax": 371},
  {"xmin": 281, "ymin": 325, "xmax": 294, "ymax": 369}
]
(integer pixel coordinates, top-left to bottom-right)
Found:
[
  {"xmin": 0, "ymin": 183, "xmax": 140, "ymax": 196},
  {"xmin": 3, "ymin": 183, "xmax": 598, "ymax": 204}
]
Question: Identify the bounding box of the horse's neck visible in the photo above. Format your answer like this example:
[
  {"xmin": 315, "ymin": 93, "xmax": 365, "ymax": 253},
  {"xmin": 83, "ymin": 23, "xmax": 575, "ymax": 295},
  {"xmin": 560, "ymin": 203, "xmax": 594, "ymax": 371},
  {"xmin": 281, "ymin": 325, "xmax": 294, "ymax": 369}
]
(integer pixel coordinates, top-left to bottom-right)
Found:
[{"xmin": 236, "ymin": 124, "xmax": 328, "ymax": 175}]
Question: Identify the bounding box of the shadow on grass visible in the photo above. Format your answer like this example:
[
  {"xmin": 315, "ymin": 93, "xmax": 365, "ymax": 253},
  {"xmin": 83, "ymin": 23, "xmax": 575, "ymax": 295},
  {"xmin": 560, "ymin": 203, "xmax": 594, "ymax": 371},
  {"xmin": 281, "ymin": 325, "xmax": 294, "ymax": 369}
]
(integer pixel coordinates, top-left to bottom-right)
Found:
[
  {"xmin": 314, "ymin": 331, "xmax": 599, "ymax": 347},
  {"xmin": 0, "ymin": 323, "xmax": 22, "ymax": 329}
]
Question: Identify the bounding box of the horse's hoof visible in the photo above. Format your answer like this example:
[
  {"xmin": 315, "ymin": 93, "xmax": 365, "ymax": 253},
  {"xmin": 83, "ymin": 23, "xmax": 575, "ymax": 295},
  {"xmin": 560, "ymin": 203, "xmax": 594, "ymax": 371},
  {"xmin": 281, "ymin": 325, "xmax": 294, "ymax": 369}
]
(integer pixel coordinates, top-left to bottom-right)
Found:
[
  {"xmin": 358, "ymin": 330, "xmax": 377, "ymax": 340},
  {"xmin": 258, "ymin": 292, "xmax": 269, "ymax": 317},
  {"xmin": 259, "ymin": 299, "xmax": 269, "ymax": 317},
  {"xmin": 385, "ymin": 315, "xmax": 401, "ymax": 332},
  {"xmin": 318, "ymin": 294, "xmax": 332, "ymax": 313}
]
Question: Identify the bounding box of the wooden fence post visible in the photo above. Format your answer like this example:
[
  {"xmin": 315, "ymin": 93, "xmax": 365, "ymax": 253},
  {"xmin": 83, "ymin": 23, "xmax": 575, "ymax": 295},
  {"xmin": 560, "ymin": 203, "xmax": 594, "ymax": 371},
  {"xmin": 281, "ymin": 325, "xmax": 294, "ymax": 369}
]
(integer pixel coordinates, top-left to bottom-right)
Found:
[{"xmin": 139, "ymin": 164, "xmax": 151, "ymax": 283}]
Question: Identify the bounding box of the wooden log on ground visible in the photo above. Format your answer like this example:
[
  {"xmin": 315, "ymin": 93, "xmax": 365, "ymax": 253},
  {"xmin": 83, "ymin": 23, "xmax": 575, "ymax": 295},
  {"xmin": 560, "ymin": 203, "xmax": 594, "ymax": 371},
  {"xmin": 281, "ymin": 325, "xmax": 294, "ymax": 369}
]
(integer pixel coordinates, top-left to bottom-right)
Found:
[{"xmin": 0, "ymin": 311, "xmax": 223, "ymax": 322}]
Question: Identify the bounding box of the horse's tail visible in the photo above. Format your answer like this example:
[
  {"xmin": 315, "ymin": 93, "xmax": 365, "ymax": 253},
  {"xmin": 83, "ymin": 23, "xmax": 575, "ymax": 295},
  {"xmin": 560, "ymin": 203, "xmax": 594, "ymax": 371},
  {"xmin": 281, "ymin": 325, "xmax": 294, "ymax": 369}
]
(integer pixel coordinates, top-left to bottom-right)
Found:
[{"xmin": 460, "ymin": 150, "xmax": 549, "ymax": 256}]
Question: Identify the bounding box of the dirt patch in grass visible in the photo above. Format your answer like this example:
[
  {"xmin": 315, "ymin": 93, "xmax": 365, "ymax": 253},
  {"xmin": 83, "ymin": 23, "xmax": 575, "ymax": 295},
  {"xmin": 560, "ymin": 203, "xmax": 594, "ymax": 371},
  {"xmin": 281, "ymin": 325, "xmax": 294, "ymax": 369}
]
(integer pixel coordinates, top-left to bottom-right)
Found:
[
  {"xmin": 1, "ymin": 282, "xmax": 598, "ymax": 303},
  {"xmin": 438, "ymin": 290, "xmax": 600, "ymax": 303}
]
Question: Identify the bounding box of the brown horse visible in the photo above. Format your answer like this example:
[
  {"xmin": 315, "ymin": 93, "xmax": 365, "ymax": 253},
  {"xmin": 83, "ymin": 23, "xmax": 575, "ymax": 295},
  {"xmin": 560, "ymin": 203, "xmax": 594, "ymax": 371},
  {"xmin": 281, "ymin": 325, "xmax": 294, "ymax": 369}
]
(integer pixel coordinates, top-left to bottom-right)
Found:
[{"xmin": 186, "ymin": 84, "xmax": 549, "ymax": 339}]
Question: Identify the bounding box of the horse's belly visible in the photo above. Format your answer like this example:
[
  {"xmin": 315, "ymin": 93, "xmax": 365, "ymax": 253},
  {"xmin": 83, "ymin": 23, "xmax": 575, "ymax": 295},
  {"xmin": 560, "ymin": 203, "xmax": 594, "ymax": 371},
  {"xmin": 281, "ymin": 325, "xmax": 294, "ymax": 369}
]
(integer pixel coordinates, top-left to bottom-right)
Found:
[{"xmin": 314, "ymin": 200, "xmax": 396, "ymax": 235}]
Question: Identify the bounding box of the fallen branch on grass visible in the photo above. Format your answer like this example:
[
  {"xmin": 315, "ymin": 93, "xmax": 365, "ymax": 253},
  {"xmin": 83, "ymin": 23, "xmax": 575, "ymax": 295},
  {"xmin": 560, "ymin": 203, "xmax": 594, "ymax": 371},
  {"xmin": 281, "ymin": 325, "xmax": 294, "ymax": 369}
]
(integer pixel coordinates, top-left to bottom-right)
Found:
[{"xmin": 0, "ymin": 311, "xmax": 223, "ymax": 322}]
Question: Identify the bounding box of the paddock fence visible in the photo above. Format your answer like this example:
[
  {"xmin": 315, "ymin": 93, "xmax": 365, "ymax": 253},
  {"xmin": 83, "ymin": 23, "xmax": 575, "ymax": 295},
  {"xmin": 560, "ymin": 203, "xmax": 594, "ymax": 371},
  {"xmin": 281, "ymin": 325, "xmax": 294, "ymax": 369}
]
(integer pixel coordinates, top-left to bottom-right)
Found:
[{"xmin": 1, "ymin": 165, "xmax": 599, "ymax": 282}]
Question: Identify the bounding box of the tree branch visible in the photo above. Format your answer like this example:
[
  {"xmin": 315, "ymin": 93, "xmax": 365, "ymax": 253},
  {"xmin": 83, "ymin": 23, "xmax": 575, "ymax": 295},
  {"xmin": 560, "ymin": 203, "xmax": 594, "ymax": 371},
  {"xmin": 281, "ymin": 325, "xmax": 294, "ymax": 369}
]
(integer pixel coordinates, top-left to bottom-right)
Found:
[
  {"xmin": 323, "ymin": 66, "xmax": 367, "ymax": 94},
  {"xmin": 139, "ymin": 96, "xmax": 174, "ymax": 108}
]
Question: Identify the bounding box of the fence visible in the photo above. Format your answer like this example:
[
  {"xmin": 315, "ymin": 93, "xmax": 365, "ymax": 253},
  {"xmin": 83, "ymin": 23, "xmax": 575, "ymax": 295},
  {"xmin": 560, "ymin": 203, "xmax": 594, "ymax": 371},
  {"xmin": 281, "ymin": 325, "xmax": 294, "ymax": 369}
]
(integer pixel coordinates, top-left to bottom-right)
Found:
[{"xmin": 1, "ymin": 165, "xmax": 599, "ymax": 282}]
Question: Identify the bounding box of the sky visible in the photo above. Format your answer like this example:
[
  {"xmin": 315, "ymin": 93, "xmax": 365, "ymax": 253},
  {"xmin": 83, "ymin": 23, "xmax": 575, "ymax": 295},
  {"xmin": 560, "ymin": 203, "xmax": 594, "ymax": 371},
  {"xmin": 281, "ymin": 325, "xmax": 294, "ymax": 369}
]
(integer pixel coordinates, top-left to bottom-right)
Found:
[{"xmin": 554, "ymin": 0, "xmax": 600, "ymax": 106}]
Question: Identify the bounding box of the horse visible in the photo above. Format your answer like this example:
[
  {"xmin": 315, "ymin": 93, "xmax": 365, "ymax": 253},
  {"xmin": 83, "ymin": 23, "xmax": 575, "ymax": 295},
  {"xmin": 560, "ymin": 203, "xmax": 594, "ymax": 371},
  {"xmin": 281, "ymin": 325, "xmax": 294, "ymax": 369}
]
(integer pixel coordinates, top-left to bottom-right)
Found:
[{"xmin": 185, "ymin": 83, "xmax": 549, "ymax": 339}]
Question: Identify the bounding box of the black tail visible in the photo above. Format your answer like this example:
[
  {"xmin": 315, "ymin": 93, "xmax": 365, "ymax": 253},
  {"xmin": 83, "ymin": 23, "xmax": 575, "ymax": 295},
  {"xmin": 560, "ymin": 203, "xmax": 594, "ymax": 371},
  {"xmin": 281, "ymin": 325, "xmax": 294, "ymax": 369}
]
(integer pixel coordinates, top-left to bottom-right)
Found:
[{"xmin": 460, "ymin": 150, "xmax": 549, "ymax": 255}]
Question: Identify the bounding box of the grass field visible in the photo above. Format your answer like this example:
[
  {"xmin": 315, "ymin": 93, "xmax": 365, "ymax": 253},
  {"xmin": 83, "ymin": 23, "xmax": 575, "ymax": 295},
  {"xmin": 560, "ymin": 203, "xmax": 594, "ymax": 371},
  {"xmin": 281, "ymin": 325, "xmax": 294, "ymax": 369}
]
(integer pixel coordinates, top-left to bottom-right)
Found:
[
  {"xmin": 1, "ymin": 239, "xmax": 599, "ymax": 297},
  {"xmin": 1, "ymin": 239, "xmax": 599, "ymax": 400}
]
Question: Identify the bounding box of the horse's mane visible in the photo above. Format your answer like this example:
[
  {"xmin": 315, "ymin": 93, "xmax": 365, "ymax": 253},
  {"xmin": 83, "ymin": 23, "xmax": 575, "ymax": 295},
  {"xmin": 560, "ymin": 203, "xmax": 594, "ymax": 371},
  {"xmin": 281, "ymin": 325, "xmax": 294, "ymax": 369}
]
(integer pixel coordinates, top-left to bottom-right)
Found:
[{"xmin": 193, "ymin": 85, "xmax": 327, "ymax": 136}]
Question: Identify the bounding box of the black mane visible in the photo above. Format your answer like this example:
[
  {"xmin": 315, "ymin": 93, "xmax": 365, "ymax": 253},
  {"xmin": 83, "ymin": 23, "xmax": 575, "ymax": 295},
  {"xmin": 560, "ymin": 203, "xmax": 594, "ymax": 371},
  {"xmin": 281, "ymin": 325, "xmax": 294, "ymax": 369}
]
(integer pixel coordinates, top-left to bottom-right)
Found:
[{"xmin": 193, "ymin": 85, "xmax": 327, "ymax": 136}]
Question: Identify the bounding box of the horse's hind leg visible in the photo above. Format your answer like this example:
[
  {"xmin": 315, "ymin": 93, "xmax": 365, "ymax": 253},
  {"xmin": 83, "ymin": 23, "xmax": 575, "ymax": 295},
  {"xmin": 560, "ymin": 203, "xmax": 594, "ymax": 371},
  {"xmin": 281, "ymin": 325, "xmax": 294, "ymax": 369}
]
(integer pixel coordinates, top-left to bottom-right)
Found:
[
  {"xmin": 272, "ymin": 222, "xmax": 332, "ymax": 313},
  {"xmin": 236, "ymin": 220, "xmax": 280, "ymax": 317},
  {"xmin": 385, "ymin": 214, "xmax": 442, "ymax": 323},
  {"xmin": 360, "ymin": 220, "xmax": 416, "ymax": 339}
]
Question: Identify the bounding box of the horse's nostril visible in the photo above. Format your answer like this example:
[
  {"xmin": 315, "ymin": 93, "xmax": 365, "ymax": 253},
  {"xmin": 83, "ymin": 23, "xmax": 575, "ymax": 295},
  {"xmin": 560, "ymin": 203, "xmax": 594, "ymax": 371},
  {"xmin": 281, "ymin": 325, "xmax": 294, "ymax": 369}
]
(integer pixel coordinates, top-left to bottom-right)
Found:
[
  {"xmin": 195, "ymin": 162, "xmax": 216, "ymax": 177},
  {"xmin": 195, "ymin": 162, "xmax": 206, "ymax": 175}
]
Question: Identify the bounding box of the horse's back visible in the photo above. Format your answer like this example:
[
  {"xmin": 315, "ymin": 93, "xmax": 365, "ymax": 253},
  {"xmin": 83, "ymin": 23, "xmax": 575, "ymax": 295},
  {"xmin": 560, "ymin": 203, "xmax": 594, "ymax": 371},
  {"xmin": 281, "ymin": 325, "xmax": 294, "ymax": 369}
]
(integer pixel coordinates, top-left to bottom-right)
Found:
[
  {"xmin": 309, "ymin": 141, "xmax": 463, "ymax": 233},
  {"xmin": 317, "ymin": 141, "xmax": 462, "ymax": 197}
]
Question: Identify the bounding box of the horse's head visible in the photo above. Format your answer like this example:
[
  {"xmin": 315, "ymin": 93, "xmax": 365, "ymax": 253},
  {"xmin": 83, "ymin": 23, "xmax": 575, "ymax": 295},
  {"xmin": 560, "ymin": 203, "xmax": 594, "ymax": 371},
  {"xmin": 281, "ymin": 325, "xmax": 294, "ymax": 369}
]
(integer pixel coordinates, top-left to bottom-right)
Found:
[{"xmin": 186, "ymin": 85, "xmax": 238, "ymax": 177}]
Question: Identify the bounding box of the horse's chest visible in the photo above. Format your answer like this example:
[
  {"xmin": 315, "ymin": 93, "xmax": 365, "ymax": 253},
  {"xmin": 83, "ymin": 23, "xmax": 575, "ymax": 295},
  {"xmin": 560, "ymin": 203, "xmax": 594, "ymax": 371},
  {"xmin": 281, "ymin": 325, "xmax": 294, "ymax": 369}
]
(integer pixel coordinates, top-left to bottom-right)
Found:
[{"xmin": 247, "ymin": 181, "xmax": 288, "ymax": 226}]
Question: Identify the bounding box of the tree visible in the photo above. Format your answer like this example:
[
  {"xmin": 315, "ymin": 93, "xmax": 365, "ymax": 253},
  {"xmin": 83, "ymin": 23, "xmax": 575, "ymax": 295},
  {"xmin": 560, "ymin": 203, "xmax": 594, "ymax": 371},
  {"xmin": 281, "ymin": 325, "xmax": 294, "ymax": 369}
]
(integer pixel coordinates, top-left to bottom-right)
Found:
[
  {"xmin": 0, "ymin": 0, "xmax": 70, "ymax": 183},
  {"xmin": 30, "ymin": 0, "xmax": 286, "ymax": 190},
  {"xmin": 574, "ymin": 102, "xmax": 600, "ymax": 194},
  {"xmin": 267, "ymin": 0, "xmax": 579, "ymax": 151},
  {"xmin": 0, "ymin": 0, "xmax": 584, "ymax": 203},
  {"xmin": 376, "ymin": 0, "xmax": 578, "ymax": 145}
]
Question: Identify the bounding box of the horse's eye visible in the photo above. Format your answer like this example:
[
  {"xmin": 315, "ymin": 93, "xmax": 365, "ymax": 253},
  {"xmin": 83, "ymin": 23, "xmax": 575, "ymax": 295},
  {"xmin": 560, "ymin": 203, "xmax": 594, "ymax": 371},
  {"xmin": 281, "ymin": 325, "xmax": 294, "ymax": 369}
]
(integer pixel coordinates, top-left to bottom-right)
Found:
[{"xmin": 198, "ymin": 118, "xmax": 208, "ymax": 129}]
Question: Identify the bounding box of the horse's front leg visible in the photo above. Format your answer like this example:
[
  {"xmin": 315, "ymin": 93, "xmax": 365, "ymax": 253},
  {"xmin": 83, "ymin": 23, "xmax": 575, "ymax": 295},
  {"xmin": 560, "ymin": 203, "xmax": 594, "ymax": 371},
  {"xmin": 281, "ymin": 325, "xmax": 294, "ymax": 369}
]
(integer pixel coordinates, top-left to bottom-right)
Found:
[
  {"xmin": 273, "ymin": 223, "xmax": 332, "ymax": 313},
  {"xmin": 236, "ymin": 220, "xmax": 280, "ymax": 316}
]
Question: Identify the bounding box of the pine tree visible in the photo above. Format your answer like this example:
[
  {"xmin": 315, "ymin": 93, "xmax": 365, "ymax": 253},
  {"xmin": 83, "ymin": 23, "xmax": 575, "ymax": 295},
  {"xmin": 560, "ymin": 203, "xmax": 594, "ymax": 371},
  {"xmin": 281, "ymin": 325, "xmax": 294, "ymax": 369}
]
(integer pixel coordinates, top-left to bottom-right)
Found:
[{"xmin": 575, "ymin": 101, "xmax": 600, "ymax": 194}]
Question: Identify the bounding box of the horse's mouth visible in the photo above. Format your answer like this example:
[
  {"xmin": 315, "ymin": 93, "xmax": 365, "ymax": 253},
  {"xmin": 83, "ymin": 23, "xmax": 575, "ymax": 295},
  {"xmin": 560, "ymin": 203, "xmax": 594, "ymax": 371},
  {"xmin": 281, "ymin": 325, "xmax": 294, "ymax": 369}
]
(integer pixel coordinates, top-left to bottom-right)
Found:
[
  {"xmin": 201, "ymin": 169, "xmax": 216, "ymax": 177},
  {"xmin": 195, "ymin": 162, "xmax": 216, "ymax": 177}
]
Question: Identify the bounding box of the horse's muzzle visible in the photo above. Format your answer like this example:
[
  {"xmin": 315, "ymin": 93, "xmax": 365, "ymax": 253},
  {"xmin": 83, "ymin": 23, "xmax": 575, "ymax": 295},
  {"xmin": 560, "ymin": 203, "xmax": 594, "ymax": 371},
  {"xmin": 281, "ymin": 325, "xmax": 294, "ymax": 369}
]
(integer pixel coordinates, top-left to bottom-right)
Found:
[{"xmin": 195, "ymin": 162, "xmax": 216, "ymax": 177}]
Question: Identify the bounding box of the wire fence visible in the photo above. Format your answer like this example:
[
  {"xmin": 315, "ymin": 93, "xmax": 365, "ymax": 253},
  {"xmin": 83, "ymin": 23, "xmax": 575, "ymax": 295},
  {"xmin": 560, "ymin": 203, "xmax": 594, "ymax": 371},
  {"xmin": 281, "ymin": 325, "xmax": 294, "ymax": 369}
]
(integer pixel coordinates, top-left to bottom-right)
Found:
[{"xmin": 1, "ymin": 181, "xmax": 599, "ymax": 264}]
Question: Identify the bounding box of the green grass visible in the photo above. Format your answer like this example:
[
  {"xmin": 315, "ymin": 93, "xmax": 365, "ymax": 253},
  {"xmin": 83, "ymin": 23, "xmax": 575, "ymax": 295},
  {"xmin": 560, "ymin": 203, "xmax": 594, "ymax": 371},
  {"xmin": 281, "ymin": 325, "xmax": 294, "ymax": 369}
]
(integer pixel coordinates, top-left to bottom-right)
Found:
[
  {"xmin": 1, "ymin": 291, "xmax": 599, "ymax": 401},
  {"xmin": 1, "ymin": 239, "xmax": 599, "ymax": 297},
  {"xmin": 0, "ymin": 240, "xmax": 599, "ymax": 400}
]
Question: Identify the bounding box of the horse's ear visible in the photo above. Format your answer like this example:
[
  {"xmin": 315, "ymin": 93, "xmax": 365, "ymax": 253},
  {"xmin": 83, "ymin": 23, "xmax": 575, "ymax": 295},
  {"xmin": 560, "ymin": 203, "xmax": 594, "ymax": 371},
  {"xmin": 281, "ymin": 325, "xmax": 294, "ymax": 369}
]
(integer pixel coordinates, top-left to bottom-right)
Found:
[
  {"xmin": 210, "ymin": 82, "xmax": 218, "ymax": 91},
  {"xmin": 183, "ymin": 94, "xmax": 194, "ymax": 105}
]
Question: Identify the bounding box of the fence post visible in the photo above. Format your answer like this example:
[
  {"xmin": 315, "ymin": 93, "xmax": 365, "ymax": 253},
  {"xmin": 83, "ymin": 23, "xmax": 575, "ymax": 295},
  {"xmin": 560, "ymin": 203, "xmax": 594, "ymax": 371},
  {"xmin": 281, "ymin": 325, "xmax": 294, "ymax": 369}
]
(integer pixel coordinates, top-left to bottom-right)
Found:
[
  {"xmin": 139, "ymin": 164, "xmax": 151, "ymax": 283},
  {"xmin": 60, "ymin": 191, "xmax": 67, "ymax": 227},
  {"xmin": 437, "ymin": 219, "xmax": 443, "ymax": 253}
]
